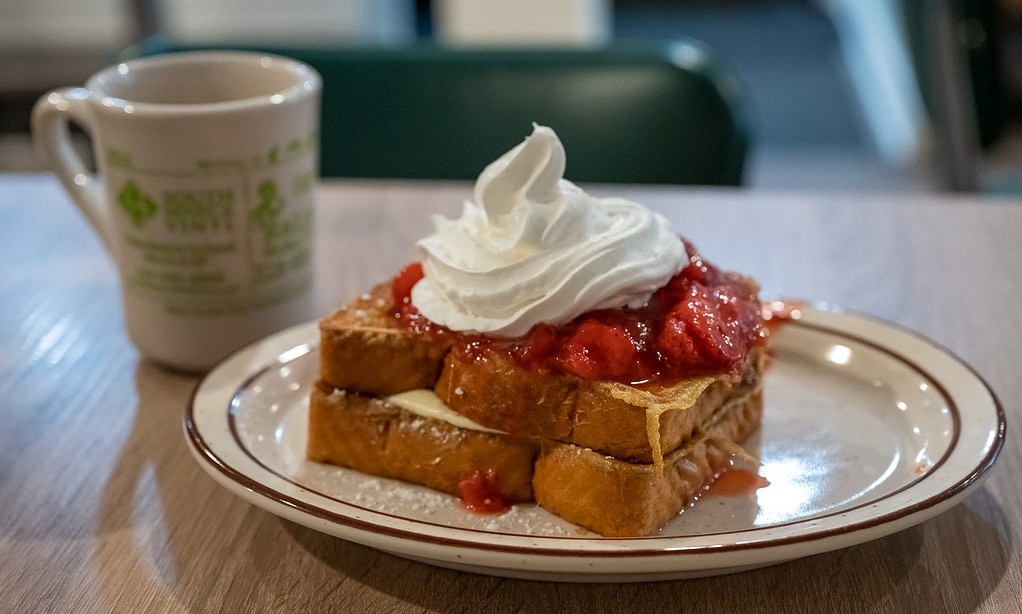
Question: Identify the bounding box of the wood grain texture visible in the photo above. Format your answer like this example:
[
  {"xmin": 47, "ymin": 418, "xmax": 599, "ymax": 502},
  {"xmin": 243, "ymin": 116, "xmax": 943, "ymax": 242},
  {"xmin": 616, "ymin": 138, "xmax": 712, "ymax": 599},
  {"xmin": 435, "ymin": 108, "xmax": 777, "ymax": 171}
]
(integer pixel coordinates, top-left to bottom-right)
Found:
[{"xmin": 1, "ymin": 174, "xmax": 1019, "ymax": 613}]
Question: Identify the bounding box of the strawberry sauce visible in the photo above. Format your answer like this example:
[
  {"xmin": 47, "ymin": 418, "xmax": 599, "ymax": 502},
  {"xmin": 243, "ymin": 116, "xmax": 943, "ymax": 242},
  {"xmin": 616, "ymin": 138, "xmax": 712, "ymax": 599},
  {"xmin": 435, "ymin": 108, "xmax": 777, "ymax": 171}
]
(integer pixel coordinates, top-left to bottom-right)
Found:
[
  {"xmin": 392, "ymin": 238, "xmax": 766, "ymax": 386},
  {"xmin": 705, "ymin": 468, "xmax": 771, "ymax": 497},
  {"xmin": 458, "ymin": 469, "xmax": 511, "ymax": 514}
]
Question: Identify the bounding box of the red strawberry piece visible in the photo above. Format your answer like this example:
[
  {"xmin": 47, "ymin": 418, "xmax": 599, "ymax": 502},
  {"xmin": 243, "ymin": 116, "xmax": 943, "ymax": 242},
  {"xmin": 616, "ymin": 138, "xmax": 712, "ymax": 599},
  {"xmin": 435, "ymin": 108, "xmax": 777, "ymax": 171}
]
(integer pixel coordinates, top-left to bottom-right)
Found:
[
  {"xmin": 391, "ymin": 262, "xmax": 424, "ymax": 307},
  {"xmin": 515, "ymin": 323, "xmax": 559, "ymax": 366},
  {"xmin": 558, "ymin": 320, "xmax": 638, "ymax": 381},
  {"xmin": 660, "ymin": 284, "xmax": 745, "ymax": 372}
]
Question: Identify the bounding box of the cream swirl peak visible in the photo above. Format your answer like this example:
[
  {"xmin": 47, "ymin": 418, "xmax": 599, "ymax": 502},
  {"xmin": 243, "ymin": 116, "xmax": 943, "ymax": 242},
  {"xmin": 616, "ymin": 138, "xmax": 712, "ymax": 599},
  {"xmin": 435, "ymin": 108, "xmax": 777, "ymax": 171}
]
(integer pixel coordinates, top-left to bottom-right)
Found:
[{"xmin": 411, "ymin": 124, "xmax": 685, "ymax": 337}]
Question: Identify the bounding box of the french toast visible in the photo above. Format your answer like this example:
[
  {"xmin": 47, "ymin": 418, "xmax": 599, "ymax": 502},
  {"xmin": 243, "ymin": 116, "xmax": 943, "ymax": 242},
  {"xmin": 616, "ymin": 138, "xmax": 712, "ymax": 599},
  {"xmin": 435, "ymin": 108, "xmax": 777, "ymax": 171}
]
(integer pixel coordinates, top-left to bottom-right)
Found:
[
  {"xmin": 435, "ymin": 344, "xmax": 763, "ymax": 464},
  {"xmin": 308, "ymin": 124, "xmax": 767, "ymax": 537},
  {"xmin": 318, "ymin": 284, "xmax": 450, "ymax": 396},
  {"xmin": 309, "ymin": 266, "xmax": 766, "ymax": 536},
  {"xmin": 533, "ymin": 385, "xmax": 763, "ymax": 537},
  {"xmin": 308, "ymin": 383, "xmax": 537, "ymax": 503}
]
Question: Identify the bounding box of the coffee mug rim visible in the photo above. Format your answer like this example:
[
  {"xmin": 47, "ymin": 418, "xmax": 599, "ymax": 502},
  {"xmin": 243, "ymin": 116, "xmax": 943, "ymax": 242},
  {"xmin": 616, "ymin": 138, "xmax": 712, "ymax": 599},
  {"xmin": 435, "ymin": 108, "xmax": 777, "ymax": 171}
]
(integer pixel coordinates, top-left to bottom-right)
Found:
[{"xmin": 86, "ymin": 50, "xmax": 321, "ymax": 115}]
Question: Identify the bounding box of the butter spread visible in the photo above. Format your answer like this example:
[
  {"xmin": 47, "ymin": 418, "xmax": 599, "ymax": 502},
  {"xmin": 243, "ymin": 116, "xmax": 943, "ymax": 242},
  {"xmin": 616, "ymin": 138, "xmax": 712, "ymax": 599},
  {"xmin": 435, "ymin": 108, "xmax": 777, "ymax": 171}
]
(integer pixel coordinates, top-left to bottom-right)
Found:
[
  {"xmin": 385, "ymin": 389, "xmax": 504, "ymax": 434},
  {"xmin": 411, "ymin": 124, "xmax": 685, "ymax": 337}
]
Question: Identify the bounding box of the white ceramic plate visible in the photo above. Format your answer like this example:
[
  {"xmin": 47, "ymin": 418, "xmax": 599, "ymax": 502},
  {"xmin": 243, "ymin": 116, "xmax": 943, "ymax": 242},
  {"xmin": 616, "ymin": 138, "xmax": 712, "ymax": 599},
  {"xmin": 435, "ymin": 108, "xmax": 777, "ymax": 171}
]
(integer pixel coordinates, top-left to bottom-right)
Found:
[{"xmin": 186, "ymin": 307, "xmax": 1005, "ymax": 582}]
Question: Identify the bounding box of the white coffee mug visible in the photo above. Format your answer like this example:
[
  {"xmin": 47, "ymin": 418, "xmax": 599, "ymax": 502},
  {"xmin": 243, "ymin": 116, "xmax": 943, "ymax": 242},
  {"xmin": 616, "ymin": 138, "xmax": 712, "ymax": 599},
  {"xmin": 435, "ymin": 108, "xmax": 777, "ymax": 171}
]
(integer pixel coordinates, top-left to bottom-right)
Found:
[{"xmin": 33, "ymin": 51, "xmax": 322, "ymax": 372}]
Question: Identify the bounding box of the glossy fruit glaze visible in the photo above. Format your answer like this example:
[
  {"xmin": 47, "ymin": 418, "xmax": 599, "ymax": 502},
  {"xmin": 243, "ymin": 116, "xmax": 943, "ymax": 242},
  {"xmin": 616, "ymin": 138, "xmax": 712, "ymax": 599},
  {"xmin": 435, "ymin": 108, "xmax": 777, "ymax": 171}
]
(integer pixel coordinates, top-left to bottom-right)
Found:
[{"xmin": 392, "ymin": 238, "xmax": 766, "ymax": 386}]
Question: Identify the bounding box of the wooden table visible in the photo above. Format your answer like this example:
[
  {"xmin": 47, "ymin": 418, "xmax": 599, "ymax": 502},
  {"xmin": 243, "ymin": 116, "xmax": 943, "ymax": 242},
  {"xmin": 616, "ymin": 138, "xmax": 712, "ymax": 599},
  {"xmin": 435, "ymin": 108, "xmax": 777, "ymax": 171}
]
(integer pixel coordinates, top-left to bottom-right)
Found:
[{"xmin": 2, "ymin": 174, "xmax": 1019, "ymax": 612}]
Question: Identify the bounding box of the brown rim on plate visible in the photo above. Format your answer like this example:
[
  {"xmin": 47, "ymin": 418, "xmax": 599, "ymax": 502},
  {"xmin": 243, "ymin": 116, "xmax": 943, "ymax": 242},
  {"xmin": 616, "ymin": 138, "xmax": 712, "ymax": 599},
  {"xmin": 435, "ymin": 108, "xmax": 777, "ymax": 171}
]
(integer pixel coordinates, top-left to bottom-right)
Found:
[{"xmin": 184, "ymin": 309, "xmax": 1006, "ymax": 561}]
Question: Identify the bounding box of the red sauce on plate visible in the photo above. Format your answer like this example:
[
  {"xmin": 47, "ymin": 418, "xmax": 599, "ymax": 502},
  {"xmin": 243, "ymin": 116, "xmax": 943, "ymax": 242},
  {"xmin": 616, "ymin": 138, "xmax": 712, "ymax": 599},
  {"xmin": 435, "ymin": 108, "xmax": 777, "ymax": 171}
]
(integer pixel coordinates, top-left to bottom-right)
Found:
[
  {"xmin": 761, "ymin": 298, "xmax": 806, "ymax": 327},
  {"xmin": 705, "ymin": 468, "xmax": 770, "ymax": 497},
  {"xmin": 458, "ymin": 469, "xmax": 511, "ymax": 515},
  {"xmin": 391, "ymin": 238, "xmax": 767, "ymax": 386}
]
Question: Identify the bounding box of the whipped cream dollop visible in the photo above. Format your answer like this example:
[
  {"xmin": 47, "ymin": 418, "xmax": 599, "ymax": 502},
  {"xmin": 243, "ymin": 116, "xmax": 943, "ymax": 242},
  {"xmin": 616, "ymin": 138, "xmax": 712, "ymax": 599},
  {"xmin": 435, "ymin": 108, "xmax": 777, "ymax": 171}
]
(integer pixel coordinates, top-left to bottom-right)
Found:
[{"xmin": 411, "ymin": 124, "xmax": 685, "ymax": 337}]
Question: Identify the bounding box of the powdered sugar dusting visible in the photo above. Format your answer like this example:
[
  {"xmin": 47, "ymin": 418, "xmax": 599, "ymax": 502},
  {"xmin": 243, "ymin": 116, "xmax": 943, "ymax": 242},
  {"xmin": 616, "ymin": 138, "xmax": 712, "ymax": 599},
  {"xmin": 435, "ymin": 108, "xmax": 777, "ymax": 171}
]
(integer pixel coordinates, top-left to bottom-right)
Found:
[{"xmin": 298, "ymin": 461, "xmax": 578, "ymax": 535}]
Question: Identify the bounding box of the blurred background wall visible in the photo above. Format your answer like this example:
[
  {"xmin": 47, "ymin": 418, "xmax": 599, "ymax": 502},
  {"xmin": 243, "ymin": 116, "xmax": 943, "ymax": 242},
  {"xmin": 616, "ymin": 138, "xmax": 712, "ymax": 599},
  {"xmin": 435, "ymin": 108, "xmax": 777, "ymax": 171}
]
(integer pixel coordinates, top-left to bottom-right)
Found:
[{"xmin": 1, "ymin": 0, "xmax": 1019, "ymax": 192}]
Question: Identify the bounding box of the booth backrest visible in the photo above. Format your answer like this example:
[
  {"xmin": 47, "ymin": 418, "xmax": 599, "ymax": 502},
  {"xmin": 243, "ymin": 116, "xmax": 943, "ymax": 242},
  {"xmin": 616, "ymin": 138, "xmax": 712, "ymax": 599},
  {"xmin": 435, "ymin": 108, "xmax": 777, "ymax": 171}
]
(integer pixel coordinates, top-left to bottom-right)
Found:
[{"xmin": 137, "ymin": 39, "xmax": 750, "ymax": 185}]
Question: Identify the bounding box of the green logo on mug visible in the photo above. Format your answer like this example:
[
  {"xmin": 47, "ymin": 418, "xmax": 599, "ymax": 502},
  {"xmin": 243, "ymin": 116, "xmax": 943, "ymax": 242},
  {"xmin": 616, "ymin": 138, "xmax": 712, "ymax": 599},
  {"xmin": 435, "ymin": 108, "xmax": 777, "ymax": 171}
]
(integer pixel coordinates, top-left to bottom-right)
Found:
[
  {"xmin": 117, "ymin": 180, "xmax": 158, "ymax": 228},
  {"xmin": 250, "ymin": 180, "xmax": 283, "ymax": 230}
]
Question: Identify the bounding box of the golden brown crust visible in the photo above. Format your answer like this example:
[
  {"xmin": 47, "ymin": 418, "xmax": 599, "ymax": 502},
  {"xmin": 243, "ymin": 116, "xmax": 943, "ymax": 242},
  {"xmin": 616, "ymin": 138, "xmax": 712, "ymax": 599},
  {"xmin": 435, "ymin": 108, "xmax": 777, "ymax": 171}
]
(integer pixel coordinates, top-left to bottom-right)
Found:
[
  {"xmin": 307, "ymin": 381, "xmax": 537, "ymax": 502},
  {"xmin": 317, "ymin": 281, "xmax": 764, "ymax": 463},
  {"xmin": 318, "ymin": 284, "xmax": 451, "ymax": 396},
  {"xmin": 435, "ymin": 347, "xmax": 764, "ymax": 463},
  {"xmin": 312, "ymin": 276, "xmax": 766, "ymax": 536},
  {"xmin": 307, "ymin": 378, "xmax": 763, "ymax": 536},
  {"xmin": 531, "ymin": 387, "xmax": 763, "ymax": 537}
]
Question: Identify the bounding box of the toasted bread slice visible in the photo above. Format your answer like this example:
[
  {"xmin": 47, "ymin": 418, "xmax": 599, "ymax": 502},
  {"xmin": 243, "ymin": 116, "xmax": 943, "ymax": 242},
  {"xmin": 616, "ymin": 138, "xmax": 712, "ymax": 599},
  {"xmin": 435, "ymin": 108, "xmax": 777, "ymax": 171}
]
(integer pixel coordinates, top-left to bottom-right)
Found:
[
  {"xmin": 307, "ymin": 378, "xmax": 761, "ymax": 536},
  {"xmin": 318, "ymin": 284, "xmax": 451, "ymax": 396},
  {"xmin": 532, "ymin": 385, "xmax": 763, "ymax": 537},
  {"xmin": 310, "ymin": 277, "xmax": 765, "ymax": 535},
  {"xmin": 308, "ymin": 381, "xmax": 537, "ymax": 502},
  {"xmin": 318, "ymin": 282, "xmax": 764, "ymax": 466},
  {"xmin": 435, "ymin": 347, "xmax": 764, "ymax": 464}
]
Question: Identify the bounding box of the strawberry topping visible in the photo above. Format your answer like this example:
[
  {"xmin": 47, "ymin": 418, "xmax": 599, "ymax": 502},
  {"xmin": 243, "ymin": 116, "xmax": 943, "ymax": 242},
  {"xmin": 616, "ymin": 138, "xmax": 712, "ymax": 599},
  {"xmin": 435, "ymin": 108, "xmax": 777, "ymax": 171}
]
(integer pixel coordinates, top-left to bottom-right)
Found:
[{"xmin": 392, "ymin": 238, "xmax": 764, "ymax": 385}]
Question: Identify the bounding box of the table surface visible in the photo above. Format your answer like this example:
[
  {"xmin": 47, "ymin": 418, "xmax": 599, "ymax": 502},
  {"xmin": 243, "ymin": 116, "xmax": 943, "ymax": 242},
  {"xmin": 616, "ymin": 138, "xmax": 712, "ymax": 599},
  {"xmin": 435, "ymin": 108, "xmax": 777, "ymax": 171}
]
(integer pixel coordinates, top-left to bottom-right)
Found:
[{"xmin": 2, "ymin": 173, "xmax": 1019, "ymax": 613}]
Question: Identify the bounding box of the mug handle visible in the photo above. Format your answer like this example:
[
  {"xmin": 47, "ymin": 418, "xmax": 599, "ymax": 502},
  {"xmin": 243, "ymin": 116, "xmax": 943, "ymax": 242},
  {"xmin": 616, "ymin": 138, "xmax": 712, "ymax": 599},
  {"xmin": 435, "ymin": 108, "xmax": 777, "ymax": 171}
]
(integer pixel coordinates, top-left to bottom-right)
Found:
[{"xmin": 31, "ymin": 88, "xmax": 114, "ymax": 252}]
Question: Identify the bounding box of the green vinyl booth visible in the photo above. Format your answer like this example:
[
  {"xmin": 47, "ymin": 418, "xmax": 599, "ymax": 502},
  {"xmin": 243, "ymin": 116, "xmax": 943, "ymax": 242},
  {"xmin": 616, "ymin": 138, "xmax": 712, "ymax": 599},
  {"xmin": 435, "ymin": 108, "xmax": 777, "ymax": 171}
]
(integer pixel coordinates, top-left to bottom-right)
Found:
[{"xmin": 133, "ymin": 38, "xmax": 750, "ymax": 186}]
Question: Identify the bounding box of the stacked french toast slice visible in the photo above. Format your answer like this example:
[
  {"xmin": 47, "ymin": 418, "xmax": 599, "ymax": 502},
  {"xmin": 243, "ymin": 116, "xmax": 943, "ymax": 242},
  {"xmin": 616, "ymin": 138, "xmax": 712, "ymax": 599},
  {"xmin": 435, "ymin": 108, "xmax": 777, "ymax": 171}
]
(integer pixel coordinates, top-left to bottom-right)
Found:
[{"xmin": 308, "ymin": 279, "xmax": 765, "ymax": 537}]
